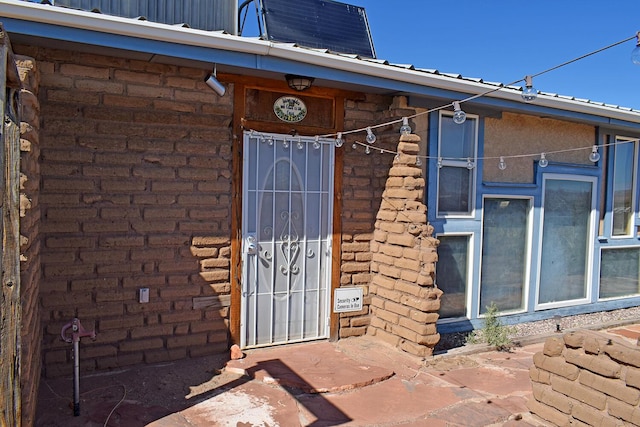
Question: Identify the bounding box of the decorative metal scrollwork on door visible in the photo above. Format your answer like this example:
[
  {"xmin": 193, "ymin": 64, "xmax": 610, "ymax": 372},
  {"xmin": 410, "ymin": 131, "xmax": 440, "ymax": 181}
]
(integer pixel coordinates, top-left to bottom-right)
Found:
[{"xmin": 279, "ymin": 211, "xmax": 300, "ymax": 274}]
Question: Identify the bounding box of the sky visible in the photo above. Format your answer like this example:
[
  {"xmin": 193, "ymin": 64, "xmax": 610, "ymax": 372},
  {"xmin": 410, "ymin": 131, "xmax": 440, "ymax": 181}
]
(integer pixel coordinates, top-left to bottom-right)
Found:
[{"xmin": 242, "ymin": 1, "xmax": 640, "ymax": 111}]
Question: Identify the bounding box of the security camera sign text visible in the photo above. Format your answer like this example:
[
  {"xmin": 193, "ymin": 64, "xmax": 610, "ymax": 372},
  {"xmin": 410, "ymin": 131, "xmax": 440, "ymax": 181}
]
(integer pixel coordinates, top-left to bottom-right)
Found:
[{"xmin": 333, "ymin": 287, "xmax": 363, "ymax": 313}]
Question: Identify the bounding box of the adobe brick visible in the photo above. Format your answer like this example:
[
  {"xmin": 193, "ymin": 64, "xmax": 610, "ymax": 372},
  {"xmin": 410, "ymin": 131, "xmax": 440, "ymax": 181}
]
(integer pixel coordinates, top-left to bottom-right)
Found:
[
  {"xmin": 603, "ymin": 342, "xmax": 640, "ymax": 368},
  {"xmin": 530, "ymin": 365, "xmax": 551, "ymax": 384},
  {"xmin": 394, "ymin": 280, "xmax": 421, "ymax": 297},
  {"xmin": 391, "ymin": 323, "xmax": 417, "ymax": 342},
  {"xmin": 565, "ymin": 348, "xmax": 621, "ymax": 378},
  {"xmin": 399, "ymin": 340, "xmax": 430, "ymax": 357},
  {"xmin": 43, "ymin": 264, "xmax": 95, "ymax": 279},
  {"xmin": 130, "ymin": 324, "xmax": 173, "ymax": 339},
  {"xmin": 626, "ymin": 366, "xmax": 640, "ymax": 390},
  {"xmin": 103, "ymin": 93, "xmax": 152, "ymax": 109},
  {"xmin": 532, "ymin": 382, "xmax": 573, "ymax": 414},
  {"xmin": 166, "ymin": 333, "xmax": 208, "ymax": 349},
  {"xmin": 543, "ymin": 336, "xmax": 565, "ymax": 357},
  {"xmin": 96, "ymin": 353, "xmax": 144, "ymax": 370},
  {"xmin": 607, "ymin": 398, "xmax": 640, "ymax": 425},
  {"xmin": 95, "ymin": 289, "xmax": 135, "ymax": 303},
  {"xmin": 83, "ymin": 221, "xmax": 131, "ymax": 233},
  {"xmin": 369, "ymin": 328, "xmax": 401, "ymax": 348},
  {"xmin": 60, "ymin": 63, "xmax": 110, "ymax": 78},
  {"xmin": 393, "ymin": 257, "xmax": 420, "ymax": 272},
  {"xmin": 100, "ymin": 179, "xmax": 147, "ymax": 192},
  {"xmin": 387, "ymin": 233, "xmax": 416, "ymax": 248},
  {"xmin": 160, "ymin": 310, "xmax": 202, "ymax": 324},
  {"xmin": 371, "ymin": 307, "xmax": 399, "ymax": 325},
  {"xmin": 564, "ymin": 331, "xmax": 586, "ymax": 349},
  {"xmin": 400, "ymin": 294, "xmax": 440, "ymax": 312},
  {"xmin": 400, "ymin": 269, "xmax": 419, "ymax": 283},
  {"xmin": 80, "ymin": 250, "xmax": 128, "ymax": 264},
  {"xmin": 78, "ymin": 302, "xmax": 125, "ymax": 319},
  {"xmin": 527, "ymin": 398, "xmax": 571, "ymax": 427},
  {"xmin": 551, "ymin": 375, "xmax": 607, "ymax": 410},
  {"xmin": 579, "ymin": 370, "xmax": 640, "ymax": 405},
  {"xmin": 378, "ymin": 264, "xmax": 401, "ymax": 279},
  {"xmin": 77, "ymin": 79, "xmax": 124, "ymax": 94},
  {"xmin": 119, "ymin": 338, "xmax": 164, "ymax": 353},
  {"xmin": 397, "ymin": 211, "xmax": 426, "ymax": 224},
  {"xmin": 130, "ymin": 220, "xmax": 176, "ymax": 233},
  {"xmin": 99, "ymin": 315, "xmax": 143, "ymax": 331},
  {"xmin": 99, "ymin": 235, "xmax": 145, "ymax": 248},
  {"xmin": 571, "ymin": 402, "xmax": 618, "ymax": 427},
  {"xmin": 534, "ymin": 352, "xmax": 580, "ymax": 380},
  {"xmin": 127, "ymin": 84, "xmax": 173, "ymax": 99},
  {"xmin": 399, "ymin": 317, "xmax": 436, "ymax": 336},
  {"xmin": 378, "ymin": 243, "xmax": 404, "ymax": 258},
  {"xmin": 81, "ymin": 345, "xmax": 118, "ymax": 359}
]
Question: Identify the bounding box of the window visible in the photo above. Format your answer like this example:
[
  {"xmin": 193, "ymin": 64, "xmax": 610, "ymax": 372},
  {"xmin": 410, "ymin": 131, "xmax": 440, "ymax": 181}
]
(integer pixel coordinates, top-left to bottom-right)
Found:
[
  {"xmin": 436, "ymin": 235, "xmax": 471, "ymax": 319},
  {"xmin": 479, "ymin": 198, "xmax": 530, "ymax": 314},
  {"xmin": 611, "ymin": 137, "xmax": 638, "ymax": 237},
  {"xmin": 600, "ymin": 247, "xmax": 640, "ymax": 299},
  {"xmin": 538, "ymin": 177, "xmax": 596, "ymax": 306},
  {"xmin": 437, "ymin": 113, "xmax": 477, "ymax": 216}
]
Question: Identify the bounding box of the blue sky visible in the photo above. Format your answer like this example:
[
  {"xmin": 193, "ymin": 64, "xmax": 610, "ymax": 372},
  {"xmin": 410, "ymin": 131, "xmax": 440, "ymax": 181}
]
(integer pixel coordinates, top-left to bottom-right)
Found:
[{"xmin": 358, "ymin": 1, "xmax": 640, "ymax": 110}]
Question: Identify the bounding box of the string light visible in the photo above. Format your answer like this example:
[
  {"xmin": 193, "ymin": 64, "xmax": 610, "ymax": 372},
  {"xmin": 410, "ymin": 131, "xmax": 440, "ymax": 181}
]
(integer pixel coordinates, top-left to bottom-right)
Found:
[
  {"xmin": 466, "ymin": 158, "xmax": 474, "ymax": 170},
  {"xmin": 521, "ymin": 75, "xmax": 538, "ymax": 102},
  {"xmin": 452, "ymin": 101, "xmax": 467, "ymax": 125},
  {"xmin": 366, "ymin": 127, "xmax": 377, "ymax": 144},
  {"xmin": 400, "ymin": 117, "xmax": 412, "ymax": 135},
  {"xmin": 335, "ymin": 132, "xmax": 344, "ymax": 148},
  {"xmin": 437, "ymin": 157, "xmax": 443, "ymax": 168},
  {"xmin": 589, "ymin": 145, "xmax": 601, "ymax": 163},
  {"xmin": 498, "ymin": 156, "xmax": 507, "ymax": 170},
  {"xmin": 283, "ymin": 138, "xmax": 289, "ymax": 149},
  {"xmin": 365, "ymin": 145, "xmax": 371, "ymax": 155},
  {"xmin": 416, "ymin": 157, "xmax": 422, "ymax": 167},
  {"xmin": 539, "ymin": 153, "xmax": 549, "ymax": 168},
  {"xmin": 313, "ymin": 135, "xmax": 321, "ymax": 149},
  {"xmin": 297, "ymin": 137, "xmax": 304, "ymax": 150}
]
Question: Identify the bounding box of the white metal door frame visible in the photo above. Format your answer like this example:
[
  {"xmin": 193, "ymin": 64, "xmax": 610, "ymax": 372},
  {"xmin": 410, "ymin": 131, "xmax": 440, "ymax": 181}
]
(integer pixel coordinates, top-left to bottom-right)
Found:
[{"xmin": 241, "ymin": 131, "xmax": 335, "ymax": 348}]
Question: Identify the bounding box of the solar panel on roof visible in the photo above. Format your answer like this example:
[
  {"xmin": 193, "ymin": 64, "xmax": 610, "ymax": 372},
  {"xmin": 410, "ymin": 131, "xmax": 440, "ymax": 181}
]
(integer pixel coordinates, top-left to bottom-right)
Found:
[{"xmin": 261, "ymin": 0, "xmax": 376, "ymax": 58}]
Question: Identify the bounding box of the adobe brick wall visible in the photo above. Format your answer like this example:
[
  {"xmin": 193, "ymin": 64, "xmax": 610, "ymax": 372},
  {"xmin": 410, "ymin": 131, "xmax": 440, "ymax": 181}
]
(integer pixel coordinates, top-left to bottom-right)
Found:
[
  {"xmin": 338, "ymin": 95, "xmax": 419, "ymax": 338},
  {"xmin": 16, "ymin": 54, "xmax": 42, "ymax": 427},
  {"xmin": 529, "ymin": 330, "xmax": 640, "ymax": 426},
  {"xmin": 14, "ymin": 45, "xmax": 234, "ymax": 377},
  {"xmin": 366, "ymin": 133, "xmax": 441, "ymax": 357}
]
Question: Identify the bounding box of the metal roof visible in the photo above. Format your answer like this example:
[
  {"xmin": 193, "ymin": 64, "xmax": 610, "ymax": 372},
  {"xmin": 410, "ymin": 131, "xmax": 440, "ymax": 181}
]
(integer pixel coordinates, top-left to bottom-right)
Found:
[{"xmin": 3, "ymin": 0, "xmax": 640, "ymax": 126}]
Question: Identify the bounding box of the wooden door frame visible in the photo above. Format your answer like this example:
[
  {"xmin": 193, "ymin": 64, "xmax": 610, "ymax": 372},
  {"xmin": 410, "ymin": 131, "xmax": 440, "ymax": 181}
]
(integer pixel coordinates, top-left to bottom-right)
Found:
[{"xmin": 228, "ymin": 74, "xmax": 360, "ymax": 345}]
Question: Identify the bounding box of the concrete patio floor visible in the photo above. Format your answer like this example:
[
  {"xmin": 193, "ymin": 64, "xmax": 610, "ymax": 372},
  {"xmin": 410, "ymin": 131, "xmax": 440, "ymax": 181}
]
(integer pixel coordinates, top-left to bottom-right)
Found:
[{"xmin": 35, "ymin": 322, "xmax": 640, "ymax": 426}]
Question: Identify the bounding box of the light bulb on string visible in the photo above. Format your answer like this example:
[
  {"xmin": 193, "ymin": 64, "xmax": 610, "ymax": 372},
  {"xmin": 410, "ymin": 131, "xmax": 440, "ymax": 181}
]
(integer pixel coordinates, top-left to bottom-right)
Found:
[
  {"xmin": 313, "ymin": 135, "xmax": 320, "ymax": 150},
  {"xmin": 466, "ymin": 158, "xmax": 475, "ymax": 170},
  {"xmin": 283, "ymin": 138, "xmax": 290, "ymax": 149},
  {"xmin": 589, "ymin": 145, "xmax": 601, "ymax": 163},
  {"xmin": 335, "ymin": 132, "xmax": 344, "ymax": 148},
  {"xmin": 521, "ymin": 75, "xmax": 538, "ymax": 102},
  {"xmin": 400, "ymin": 117, "xmax": 412, "ymax": 135},
  {"xmin": 632, "ymin": 31, "xmax": 640, "ymax": 65},
  {"xmin": 352, "ymin": 142, "xmax": 357, "ymax": 150},
  {"xmin": 365, "ymin": 145, "xmax": 371, "ymax": 155},
  {"xmin": 297, "ymin": 137, "xmax": 304, "ymax": 150},
  {"xmin": 498, "ymin": 157, "xmax": 507, "ymax": 170},
  {"xmin": 437, "ymin": 157, "xmax": 443, "ymax": 168},
  {"xmin": 539, "ymin": 153, "xmax": 549, "ymax": 168},
  {"xmin": 452, "ymin": 101, "xmax": 467, "ymax": 124},
  {"xmin": 366, "ymin": 127, "xmax": 377, "ymax": 144},
  {"xmin": 395, "ymin": 154, "xmax": 400, "ymax": 162},
  {"xmin": 416, "ymin": 157, "xmax": 422, "ymax": 167},
  {"xmin": 266, "ymin": 135, "xmax": 274, "ymax": 146}
]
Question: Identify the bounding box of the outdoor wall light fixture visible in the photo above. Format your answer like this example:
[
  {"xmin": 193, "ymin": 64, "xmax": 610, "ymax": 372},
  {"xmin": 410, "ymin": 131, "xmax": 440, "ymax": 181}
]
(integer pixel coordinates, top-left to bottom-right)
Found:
[
  {"xmin": 204, "ymin": 65, "xmax": 226, "ymax": 96},
  {"xmin": 285, "ymin": 74, "xmax": 314, "ymax": 91},
  {"xmin": 553, "ymin": 315, "xmax": 562, "ymax": 332},
  {"xmin": 452, "ymin": 101, "xmax": 467, "ymax": 124},
  {"xmin": 632, "ymin": 31, "xmax": 640, "ymax": 64},
  {"xmin": 521, "ymin": 75, "xmax": 538, "ymax": 102}
]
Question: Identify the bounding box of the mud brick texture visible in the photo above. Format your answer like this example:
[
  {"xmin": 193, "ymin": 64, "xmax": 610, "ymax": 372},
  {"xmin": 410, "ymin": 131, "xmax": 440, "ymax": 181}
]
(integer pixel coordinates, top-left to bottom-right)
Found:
[{"xmin": 529, "ymin": 330, "xmax": 640, "ymax": 426}]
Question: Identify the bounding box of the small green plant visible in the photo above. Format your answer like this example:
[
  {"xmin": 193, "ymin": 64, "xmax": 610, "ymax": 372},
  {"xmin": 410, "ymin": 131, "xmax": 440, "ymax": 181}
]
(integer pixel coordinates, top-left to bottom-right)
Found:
[{"xmin": 466, "ymin": 302, "xmax": 514, "ymax": 351}]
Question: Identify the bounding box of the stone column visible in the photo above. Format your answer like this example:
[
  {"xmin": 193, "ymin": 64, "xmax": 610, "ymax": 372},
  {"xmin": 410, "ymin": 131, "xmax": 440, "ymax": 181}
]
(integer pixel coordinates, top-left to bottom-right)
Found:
[{"xmin": 368, "ymin": 133, "xmax": 441, "ymax": 357}]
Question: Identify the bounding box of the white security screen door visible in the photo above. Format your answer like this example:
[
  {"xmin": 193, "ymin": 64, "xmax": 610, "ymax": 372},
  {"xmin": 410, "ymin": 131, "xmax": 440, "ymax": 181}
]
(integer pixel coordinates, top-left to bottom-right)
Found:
[{"xmin": 241, "ymin": 131, "xmax": 335, "ymax": 348}]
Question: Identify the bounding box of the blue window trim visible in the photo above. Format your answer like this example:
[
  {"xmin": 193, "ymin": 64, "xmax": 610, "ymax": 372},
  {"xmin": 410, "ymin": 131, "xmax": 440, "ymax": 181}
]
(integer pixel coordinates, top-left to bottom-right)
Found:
[{"xmin": 427, "ymin": 112, "xmax": 640, "ymax": 333}]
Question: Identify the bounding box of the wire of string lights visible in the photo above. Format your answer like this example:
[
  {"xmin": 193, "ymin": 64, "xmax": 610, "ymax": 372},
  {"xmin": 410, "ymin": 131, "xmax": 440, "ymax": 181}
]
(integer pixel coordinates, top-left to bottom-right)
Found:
[{"xmin": 246, "ymin": 32, "xmax": 640, "ymax": 166}]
